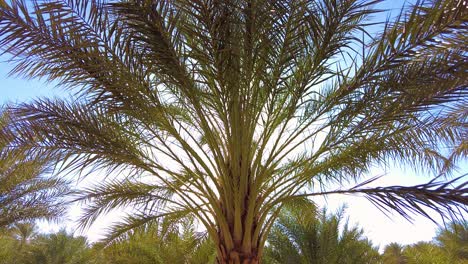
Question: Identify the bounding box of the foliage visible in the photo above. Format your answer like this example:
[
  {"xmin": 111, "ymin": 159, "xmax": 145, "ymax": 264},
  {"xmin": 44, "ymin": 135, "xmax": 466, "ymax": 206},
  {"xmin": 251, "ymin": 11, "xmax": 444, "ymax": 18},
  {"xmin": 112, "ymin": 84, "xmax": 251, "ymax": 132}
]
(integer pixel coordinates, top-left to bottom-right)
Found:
[
  {"xmin": 0, "ymin": 112, "xmax": 69, "ymax": 227},
  {"xmin": 0, "ymin": 218, "xmax": 466, "ymax": 264},
  {"xmin": 402, "ymin": 242, "xmax": 450, "ymax": 264},
  {"xmin": 263, "ymin": 199, "xmax": 380, "ymax": 264},
  {"xmin": 0, "ymin": 231, "xmax": 19, "ymax": 264},
  {"xmin": 0, "ymin": 225, "xmax": 96, "ymax": 264},
  {"xmin": 9, "ymin": 222, "xmax": 39, "ymax": 246},
  {"xmin": 98, "ymin": 217, "xmax": 216, "ymax": 264},
  {"xmin": 0, "ymin": 223, "xmax": 40, "ymax": 264},
  {"xmin": 435, "ymin": 221, "xmax": 468, "ymax": 262},
  {"xmin": 22, "ymin": 230, "xmax": 96, "ymax": 264},
  {"xmin": 382, "ymin": 243, "xmax": 407, "ymax": 264},
  {"xmin": 0, "ymin": 218, "xmax": 215, "ymax": 264},
  {"xmin": 382, "ymin": 221, "xmax": 468, "ymax": 264},
  {"xmin": 0, "ymin": 0, "xmax": 467, "ymax": 262}
]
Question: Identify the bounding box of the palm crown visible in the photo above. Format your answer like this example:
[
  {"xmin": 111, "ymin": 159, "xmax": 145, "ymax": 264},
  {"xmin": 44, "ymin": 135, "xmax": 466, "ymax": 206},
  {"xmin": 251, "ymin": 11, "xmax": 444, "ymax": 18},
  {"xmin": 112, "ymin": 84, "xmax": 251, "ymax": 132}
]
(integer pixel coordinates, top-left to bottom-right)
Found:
[{"xmin": 0, "ymin": 0, "xmax": 466, "ymax": 263}]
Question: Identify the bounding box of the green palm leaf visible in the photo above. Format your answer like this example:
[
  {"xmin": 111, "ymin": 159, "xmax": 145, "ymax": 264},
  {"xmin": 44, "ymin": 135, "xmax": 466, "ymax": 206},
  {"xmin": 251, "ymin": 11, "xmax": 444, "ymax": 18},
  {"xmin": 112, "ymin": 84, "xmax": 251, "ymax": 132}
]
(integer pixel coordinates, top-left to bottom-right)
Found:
[{"xmin": 0, "ymin": 111, "xmax": 69, "ymax": 226}]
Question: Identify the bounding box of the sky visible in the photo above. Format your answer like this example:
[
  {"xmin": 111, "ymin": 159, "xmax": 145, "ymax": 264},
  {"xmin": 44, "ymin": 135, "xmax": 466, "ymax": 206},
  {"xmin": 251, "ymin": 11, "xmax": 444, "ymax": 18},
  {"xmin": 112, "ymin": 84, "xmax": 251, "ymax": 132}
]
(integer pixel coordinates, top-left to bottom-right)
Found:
[{"xmin": 0, "ymin": 0, "xmax": 466, "ymax": 252}]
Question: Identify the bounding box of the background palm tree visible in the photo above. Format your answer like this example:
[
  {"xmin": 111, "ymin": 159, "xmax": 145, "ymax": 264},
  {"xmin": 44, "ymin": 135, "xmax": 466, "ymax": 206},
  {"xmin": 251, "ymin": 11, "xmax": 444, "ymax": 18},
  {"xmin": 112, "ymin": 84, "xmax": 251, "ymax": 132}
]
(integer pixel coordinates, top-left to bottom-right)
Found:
[
  {"xmin": 435, "ymin": 221, "xmax": 468, "ymax": 263},
  {"xmin": 0, "ymin": 0, "xmax": 467, "ymax": 263},
  {"xmin": 0, "ymin": 223, "xmax": 39, "ymax": 264},
  {"xmin": 0, "ymin": 234, "xmax": 18, "ymax": 264},
  {"xmin": 22, "ymin": 230, "xmax": 95, "ymax": 264},
  {"xmin": 0, "ymin": 112, "xmax": 69, "ymax": 227},
  {"xmin": 10, "ymin": 222, "xmax": 38, "ymax": 247},
  {"xmin": 99, "ymin": 217, "xmax": 216, "ymax": 264},
  {"xmin": 263, "ymin": 199, "xmax": 380, "ymax": 264},
  {"xmin": 402, "ymin": 241, "xmax": 449, "ymax": 264},
  {"xmin": 382, "ymin": 243, "xmax": 407, "ymax": 264},
  {"xmin": 382, "ymin": 221, "xmax": 468, "ymax": 264}
]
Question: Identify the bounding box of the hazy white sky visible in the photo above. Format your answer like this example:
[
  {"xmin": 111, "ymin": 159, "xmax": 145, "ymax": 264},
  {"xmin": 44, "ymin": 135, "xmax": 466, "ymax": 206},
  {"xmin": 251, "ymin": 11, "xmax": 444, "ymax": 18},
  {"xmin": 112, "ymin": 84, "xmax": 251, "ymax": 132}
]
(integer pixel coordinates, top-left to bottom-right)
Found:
[{"xmin": 1, "ymin": 0, "xmax": 466, "ymax": 252}]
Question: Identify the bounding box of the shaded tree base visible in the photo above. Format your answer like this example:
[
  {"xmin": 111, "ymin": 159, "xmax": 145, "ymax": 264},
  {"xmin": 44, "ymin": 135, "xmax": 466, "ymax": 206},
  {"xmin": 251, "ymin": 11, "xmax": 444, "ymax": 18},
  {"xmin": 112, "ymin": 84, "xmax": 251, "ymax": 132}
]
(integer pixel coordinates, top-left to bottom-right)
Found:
[
  {"xmin": 217, "ymin": 257, "xmax": 260, "ymax": 264},
  {"xmin": 217, "ymin": 248, "xmax": 260, "ymax": 264}
]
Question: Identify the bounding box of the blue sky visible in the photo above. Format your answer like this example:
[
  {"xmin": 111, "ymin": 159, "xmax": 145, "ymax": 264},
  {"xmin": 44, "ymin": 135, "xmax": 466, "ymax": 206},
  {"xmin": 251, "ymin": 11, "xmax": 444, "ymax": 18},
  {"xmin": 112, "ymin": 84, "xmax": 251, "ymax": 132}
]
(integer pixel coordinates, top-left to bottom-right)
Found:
[{"xmin": 0, "ymin": 0, "xmax": 465, "ymax": 251}]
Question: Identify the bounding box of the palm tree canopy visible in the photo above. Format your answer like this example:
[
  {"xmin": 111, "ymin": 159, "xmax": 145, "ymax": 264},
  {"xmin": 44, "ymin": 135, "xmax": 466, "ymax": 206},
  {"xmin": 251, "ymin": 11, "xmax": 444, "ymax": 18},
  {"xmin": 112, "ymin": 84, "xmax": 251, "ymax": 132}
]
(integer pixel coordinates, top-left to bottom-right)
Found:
[
  {"xmin": 99, "ymin": 217, "xmax": 216, "ymax": 264},
  {"xmin": 435, "ymin": 221, "xmax": 468, "ymax": 262},
  {"xmin": 402, "ymin": 242, "xmax": 449, "ymax": 264},
  {"xmin": 263, "ymin": 199, "xmax": 380, "ymax": 264},
  {"xmin": 22, "ymin": 230, "xmax": 94, "ymax": 264},
  {"xmin": 0, "ymin": 0, "xmax": 467, "ymax": 262},
  {"xmin": 382, "ymin": 222, "xmax": 468, "ymax": 264},
  {"xmin": 382, "ymin": 242, "xmax": 407, "ymax": 264},
  {"xmin": 9, "ymin": 222, "xmax": 38, "ymax": 245},
  {"xmin": 0, "ymin": 112, "xmax": 69, "ymax": 227}
]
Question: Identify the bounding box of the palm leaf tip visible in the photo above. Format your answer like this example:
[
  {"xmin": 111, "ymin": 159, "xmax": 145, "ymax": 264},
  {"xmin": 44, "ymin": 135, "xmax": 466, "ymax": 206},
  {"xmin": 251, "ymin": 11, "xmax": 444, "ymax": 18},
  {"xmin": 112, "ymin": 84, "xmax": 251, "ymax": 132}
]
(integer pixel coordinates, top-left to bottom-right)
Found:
[{"xmin": 355, "ymin": 176, "xmax": 468, "ymax": 223}]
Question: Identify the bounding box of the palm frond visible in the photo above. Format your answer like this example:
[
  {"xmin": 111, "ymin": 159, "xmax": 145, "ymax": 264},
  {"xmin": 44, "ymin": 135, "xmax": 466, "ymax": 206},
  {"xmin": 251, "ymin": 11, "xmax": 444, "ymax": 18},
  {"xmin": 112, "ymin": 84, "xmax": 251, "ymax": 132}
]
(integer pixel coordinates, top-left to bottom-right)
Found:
[
  {"xmin": 0, "ymin": 110, "xmax": 70, "ymax": 226},
  {"xmin": 287, "ymin": 176, "xmax": 467, "ymax": 223},
  {"xmin": 72, "ymin": 178, "xmax": 183, "ymax": 231}
]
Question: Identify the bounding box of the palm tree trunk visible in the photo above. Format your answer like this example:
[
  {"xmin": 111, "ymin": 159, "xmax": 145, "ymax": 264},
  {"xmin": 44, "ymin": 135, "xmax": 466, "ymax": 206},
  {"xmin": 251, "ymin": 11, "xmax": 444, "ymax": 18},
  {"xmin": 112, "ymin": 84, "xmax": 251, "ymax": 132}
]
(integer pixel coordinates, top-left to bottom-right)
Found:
[{"xmin": 217, "ymin": 244, "xmax": 260, "ymax": 264}]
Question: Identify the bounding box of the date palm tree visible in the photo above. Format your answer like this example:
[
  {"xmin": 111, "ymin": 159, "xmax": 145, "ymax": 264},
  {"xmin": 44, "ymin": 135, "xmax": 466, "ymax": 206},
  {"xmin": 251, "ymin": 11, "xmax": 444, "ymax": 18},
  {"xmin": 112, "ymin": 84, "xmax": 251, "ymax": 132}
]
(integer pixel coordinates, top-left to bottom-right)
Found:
[
  {"xmin": 0, "ymin": 0, "xmax": 467, "ymax": 263},
  {"xmin": 0, "ymin": 112, "xmax": 69, "ymax": 227},
  {"xmin": 24, "ymin": 230, "xmax": 95, "ymax": 264},
  {"xmin": 402, "ymin": 242, "xmax": 449, "ymax": 264},
  {"xmin": 0, "ymin": 222, "xmax": 38, "ymax": 263},
  {"xmin": 435, "ymin": 221, "xmax": 468, "ymax": 262},
  {"xmin": 263, "ymin": 200, "xmax": 380, "ymax": 264},
  {"xmin": 99, "ymin": 217, "xmax": 216, "ymax": 264},
  {"xmin": 403, "ymin": 222, "xmax": 468, "ymax": 264},
  {"xmin": 382, "ymin": 243, "xmax": 407, "ymax": 264},
  {"xmin": 10, "ymin": 222, "xmax": 38, "ymax": 247}
]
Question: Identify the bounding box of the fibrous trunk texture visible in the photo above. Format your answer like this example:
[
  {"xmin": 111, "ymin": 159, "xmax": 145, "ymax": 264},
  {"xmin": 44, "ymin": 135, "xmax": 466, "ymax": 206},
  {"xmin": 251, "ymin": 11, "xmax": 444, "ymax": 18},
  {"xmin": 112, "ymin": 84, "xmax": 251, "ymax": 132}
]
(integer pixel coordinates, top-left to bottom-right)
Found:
[{"xmin": 217, "ymin": 244, "xmax": 260, "ymax": 264}]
